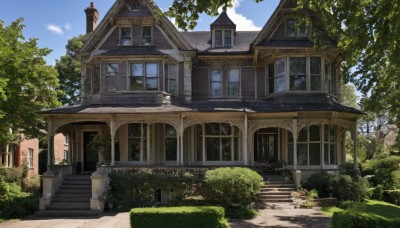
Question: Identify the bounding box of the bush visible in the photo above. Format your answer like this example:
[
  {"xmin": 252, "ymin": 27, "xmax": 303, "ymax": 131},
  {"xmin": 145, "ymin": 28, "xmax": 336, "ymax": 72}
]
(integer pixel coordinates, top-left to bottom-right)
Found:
[
  {"xmin": 331, "ymin": 211, "xmax": 398, "ymax": 228},
  {"xmin": 204, "ymin": 167, "xmax": 263, "ymax": 206},
  {"xmin": 382, "ymin": 190, "xmax": 400, "ymax": 206},
  {"xmin": 362, "ymin": 156, "xmax": 400, "ymax": 189},
  {"xmin": 22, "ymin": 174, "xmax": 41, "ymax": 194},
  {"xmin": 225, "ymin": 206, "xmax": 257, "ymax": 219},
  {"xmin": 130, "ymin": 206, "xmax": 229, "ymax": 228},
  {"xmin": 0, "ymin": 182, "xmax": 39, "ymax": 219},
  {"xmin": 328, "ymin": 174, "xmax": 368, "ymax": 202},
  {"xmin": 303, "ymin": 172, "xmax": 332, "ymax": 198},
  {"xmin": 0, "ymin": 167, "xmax": 24, "ymax": 184}
]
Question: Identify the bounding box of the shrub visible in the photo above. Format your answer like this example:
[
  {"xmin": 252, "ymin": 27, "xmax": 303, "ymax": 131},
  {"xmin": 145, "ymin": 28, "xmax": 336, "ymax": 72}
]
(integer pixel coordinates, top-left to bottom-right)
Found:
[
  {"xmin": 382, "ymin": 190, "xmax": 400, "ymax": 206},
  {"xmin": 328, "ymin": 174, "xmax": 368, "ymax": 202},
  {"xmin": 130, "ymin": 206, "xmax": 229, "ymax": 228},
  {"xmin": 362, "ymin": 156, "xmax": 400, "ymax": 189},
  {"xmin": 0, "ymin": 167, "xmax": 24, "ymax": 184},
  {"xmin": 331, "ymin": 211, "xmax": 397, "ymax": 228},
  {"xmin": 22, "ymin": 174, "xmax": 41, "ymax": 194},
  {"xmin": 0, "ymin": 182, "xmax": 39, "ymax": 219},
  {"xmin": 225, "ymin": 206, "xmax": 258, "ymax": 219},
  {"xmin": 204, "ymin": 167, "xmax": 263, "ymax": 206},
  {"xmin": 303, "ymin": 172, "xmax": 332, "ymax": 198}
]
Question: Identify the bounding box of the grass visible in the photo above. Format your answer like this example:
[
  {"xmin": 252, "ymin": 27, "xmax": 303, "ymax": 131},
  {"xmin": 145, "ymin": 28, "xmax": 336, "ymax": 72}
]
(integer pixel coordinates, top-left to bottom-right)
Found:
[
  {"xmin": 339, "ymin": 200, "xmax": 400, "ymax": 223},
  {"xmin": 320, "ymin": 206, "xmax": 344, "ymax": 217}
]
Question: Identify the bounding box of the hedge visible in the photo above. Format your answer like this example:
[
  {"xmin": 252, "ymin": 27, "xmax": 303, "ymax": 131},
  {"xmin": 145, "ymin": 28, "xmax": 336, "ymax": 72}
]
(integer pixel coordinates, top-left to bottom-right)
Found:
[
  {"xmin": 332, "ymin": 211, "xmax": 400, "ymax": 228},
  {"xmin": 130, "ymin": 206, "xmax": 229, "ymax": 228}
]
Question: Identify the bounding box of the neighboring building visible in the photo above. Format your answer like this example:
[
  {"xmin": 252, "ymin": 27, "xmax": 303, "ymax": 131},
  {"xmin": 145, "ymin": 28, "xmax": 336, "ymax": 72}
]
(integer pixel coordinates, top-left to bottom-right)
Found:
[
  {"xmin": 0, "ymin": 135, "xmax": 39, "ymax": 175},
  {"xmin": 53, "ymin": 133, "xmax": 70, "ymax": 164},
  {"xmin": 377, "ymin": 124, "xmax": 399, "ymax": 148},
  {"xmin": 41, "ymin": 0, "xmax": 363, "ymax": 180}
]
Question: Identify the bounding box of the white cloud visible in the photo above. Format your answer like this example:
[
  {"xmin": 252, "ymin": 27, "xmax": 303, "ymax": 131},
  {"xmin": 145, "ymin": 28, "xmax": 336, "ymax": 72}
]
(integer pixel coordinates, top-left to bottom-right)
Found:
[
  {"xmin": 64, "ymin": 23, "xmax": 72, "ymax": 31},
  {"xmin": 219, "ymin": 0, "xmax": 261, "ymax": 31},
  {"xmin": 46, "ymin": 24, "xmax": 64, "ymax": 35}
]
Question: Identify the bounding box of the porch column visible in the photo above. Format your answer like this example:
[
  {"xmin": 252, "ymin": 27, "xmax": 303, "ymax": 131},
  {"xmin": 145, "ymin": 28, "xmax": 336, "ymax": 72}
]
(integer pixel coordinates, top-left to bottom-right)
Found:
[
  {"xmin": 293, "ymin": 120, "xmax": 298, "ymax": 170},
  {"xmin": 68, "ymin": 134, "xmax": 72, "ymax": 164},
  {"xmin": 321, "ymin": 125, "xmax": 325, "ymax": 169},
  {"xmin": 180, "ymin": 118, "xmax": 184, "ymax": 165},
  {"xmin": 352, "ymin": 125, "xmax": 358, "ymax": 171},
  {"xmin": 46, "ymin": 121, "xmax": 55, "ymax": 170},
  {"xmin": 4, "ymin": 143, "xmax": 9, "ymax": 167},
  {"xmin": 110, "ymin": 117, "xmax": 116, "ymax": 166},
  {"xmin": 341, "ymin": 131, "xmax": 346, "ymax": 165},
  {"xmin": 243, "ymin": 113, "xmax": 248, "ymax": 165}
]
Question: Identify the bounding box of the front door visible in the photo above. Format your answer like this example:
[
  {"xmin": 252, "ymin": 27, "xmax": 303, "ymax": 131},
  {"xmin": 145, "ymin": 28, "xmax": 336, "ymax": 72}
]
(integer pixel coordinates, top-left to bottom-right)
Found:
[
  {"xmin": 254, "ymin": 128, "xmax": 278, "ymax": 163},
  {"xmin": 83, "ymin": 132, "xmax": 98, "ymax": 172}
]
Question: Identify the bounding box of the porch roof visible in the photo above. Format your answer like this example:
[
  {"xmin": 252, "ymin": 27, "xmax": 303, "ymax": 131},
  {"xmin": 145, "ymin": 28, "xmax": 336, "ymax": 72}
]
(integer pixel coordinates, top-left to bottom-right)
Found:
[{"xmin": 41, "ymin": 94, "xmax": 363, "ymax": 115}]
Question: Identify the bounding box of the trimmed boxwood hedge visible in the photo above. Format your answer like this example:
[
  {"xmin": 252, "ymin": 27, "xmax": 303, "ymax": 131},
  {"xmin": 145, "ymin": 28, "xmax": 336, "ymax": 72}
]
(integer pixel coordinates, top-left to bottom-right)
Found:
[{"xmin": 130, "ymin": 206, "xmax": 229, "ymax": 228}]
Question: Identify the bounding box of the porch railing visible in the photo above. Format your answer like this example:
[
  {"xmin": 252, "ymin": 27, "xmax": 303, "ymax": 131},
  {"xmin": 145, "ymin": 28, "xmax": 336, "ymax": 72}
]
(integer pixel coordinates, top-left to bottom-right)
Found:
[{"xmin": 110, "ymin": 166, "xmax": 217, "ymax": 178}]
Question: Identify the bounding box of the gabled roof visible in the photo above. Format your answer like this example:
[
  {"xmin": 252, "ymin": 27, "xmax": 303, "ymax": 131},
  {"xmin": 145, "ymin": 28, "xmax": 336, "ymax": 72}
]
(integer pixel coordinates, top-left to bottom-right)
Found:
[
  {"xmin": 78, "ymin": 0, "xmax": 193, "ymax": 56},
  {"xmin": 210, "ymin": 11, "xmax": 236, "ymax": 28}
]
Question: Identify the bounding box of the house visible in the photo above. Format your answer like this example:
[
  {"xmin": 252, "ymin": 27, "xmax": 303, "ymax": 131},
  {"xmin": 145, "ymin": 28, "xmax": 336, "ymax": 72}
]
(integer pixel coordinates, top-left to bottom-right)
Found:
[
  {"xmin": 39, "ymin": 0, "xmax": 363, "ymax": 212},
  {"xmin": 0, "ymin": 134, "xmax": 39, "ymax": 176}
]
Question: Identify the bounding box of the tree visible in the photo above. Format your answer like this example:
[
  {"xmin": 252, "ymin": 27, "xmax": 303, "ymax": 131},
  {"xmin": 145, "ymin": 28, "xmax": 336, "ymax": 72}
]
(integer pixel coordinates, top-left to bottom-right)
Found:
[
  {"xmin": 55, "ymin": 35, "xmax": 88, "ymax": 105},
  {"xmin": 340, "ymin": 84, "xmax": 359, "ymax": 109},
  {"xmin": 0, "ymin": 19, "xmax": 61, "ymax": 143}
]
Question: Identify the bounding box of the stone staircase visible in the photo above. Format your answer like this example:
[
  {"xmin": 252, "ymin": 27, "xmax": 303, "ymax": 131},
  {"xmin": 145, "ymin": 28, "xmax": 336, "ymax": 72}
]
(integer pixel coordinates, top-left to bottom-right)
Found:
[
  {"xmin": 35, "ymin": 174, "xmax": 100, "ymax": 217},
  {"xmin": 259, "ymin": 174, "xmax": 296, "ymax": 204}
]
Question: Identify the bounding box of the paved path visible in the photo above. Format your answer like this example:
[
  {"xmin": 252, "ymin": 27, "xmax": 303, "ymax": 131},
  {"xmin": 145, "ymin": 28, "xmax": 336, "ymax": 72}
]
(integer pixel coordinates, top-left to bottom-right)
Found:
[{"xmin": 1, "ymin": 205, "xmax": 331, "ymax": 228}]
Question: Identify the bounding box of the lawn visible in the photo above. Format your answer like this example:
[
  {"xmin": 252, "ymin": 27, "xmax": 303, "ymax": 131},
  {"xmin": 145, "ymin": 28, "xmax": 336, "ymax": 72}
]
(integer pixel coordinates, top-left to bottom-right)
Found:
[{"xmin": 324, "ymin": 200, "xmax": 400, "ymax": 227}]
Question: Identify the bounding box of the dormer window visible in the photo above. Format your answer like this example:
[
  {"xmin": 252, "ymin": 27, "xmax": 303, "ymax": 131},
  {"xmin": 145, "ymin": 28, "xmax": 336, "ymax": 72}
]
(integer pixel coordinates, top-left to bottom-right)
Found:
[
  {"xmin": 213, "ymin": 29, "xmax": 233, "ymax": 47},
  {"xmin": 142, "ymin": 26, "xmax": 152, "ymax": 46},
  {"xmin": 285, "ymin": 19, "xmax": 307, "ymax": 38},
  {"xmin": 120, "ymin": 27, "xmax": 132, "ymax": 46},
  {"xmin": 129, "ymin": 0, "xmax": 140, "ymax": 11}
]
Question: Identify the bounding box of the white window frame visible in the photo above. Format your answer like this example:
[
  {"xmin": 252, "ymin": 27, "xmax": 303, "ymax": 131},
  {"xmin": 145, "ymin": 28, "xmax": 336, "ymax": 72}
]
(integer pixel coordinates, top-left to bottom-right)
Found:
[
  {"xmin": 203, "ymin": 123, "xmax": 240, "ymax": 163},
  {"xmin": 164, "ymin": 124, "xmax": 178, "ymax": 162},
  {"xmin": 127, "ymin": 123, "xmax": 148, "ymax": 162},
  {"xmin": 324, "ymin": 125, "xmax": 337, "ymax": 165},
  {"xmin": 129, "ymin": 62, "xmax": 159, "ymax": 91},
  {"xmin": 212, "ymin": 29, "xmax": 233, "ymax": 48},
  {"xmin": 106, "ymin": 62, "xmax": 119, "ymax": 91},
  {"xmin": 120, "ymin": 27, "xmax": 132, "ymax": 46},
  {"xmin": 141, "ymin": 26, "xmax": 152, "ymax": 46},
  {"xmin": 27, "ymin": 148, "xmax": 33, "ymax": 168},
  {"xmin": 210, "ymin": 68, "xmax": 223, "ymax": 97},
  {"xmin": 165, "ymin": 63, "xmax": 178, "ymax": 95},
  {"xmin": 227, "ymin": 68, "xmax": 241, "ymax": 97}
]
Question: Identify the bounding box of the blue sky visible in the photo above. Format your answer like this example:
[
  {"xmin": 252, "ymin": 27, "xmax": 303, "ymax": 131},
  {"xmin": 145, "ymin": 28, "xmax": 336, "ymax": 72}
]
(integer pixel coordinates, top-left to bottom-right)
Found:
[{"xmin": 1, "ymin": 0, "xmax": 279, "ymax": 65}]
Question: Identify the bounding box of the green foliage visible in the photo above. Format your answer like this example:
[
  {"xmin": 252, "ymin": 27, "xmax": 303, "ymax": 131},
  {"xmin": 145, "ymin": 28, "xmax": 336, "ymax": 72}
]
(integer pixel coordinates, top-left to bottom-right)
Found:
[
  {"xmin": 108, "ymin": 170, "xmax": 198, "ymax": 211},
  {"xmin": 362, "ymin": 156, "xmax": 400, "ymax": 189},
  {"xmin": 382, "ymin": 190, "xmax": 400, "ymax": 206},
  {"xmin": 55, "ymin": 34, "xmax": 88, "ymax": 105},
  {"xmin": 225, "ymin": 206, "xmax": 258, "ymax": 219},
  {"xmin": 332, "ymin": 200, "xmax": 400, "ymax": 228},
  {"xmin": 130, "ymin": 206, "xmax": 229, "ymax": 228},
  {"xmin": 320, "ymin": 206, "xmax": 344, "ymax": 217},
  {"xmin": 0, "ymin": 167, "xmax": 24, "ymax": 184},
  {"xmin": 303, "ymin": 171, "xmax": 368, "ymax": 201},
  {"xmin": 340, "ymin": 84, "xmax": 359, "ymax": 108},
  {"xmin": 0, "ymin": 182, "xmax": 39, "ymax": 219},
  {"xmin": 204, "ymin": 167, "xmax": 263, "ymax": 206},
  {"xmin": 0, "ymin": 18, "xmax": 61, "ymax": 143}
]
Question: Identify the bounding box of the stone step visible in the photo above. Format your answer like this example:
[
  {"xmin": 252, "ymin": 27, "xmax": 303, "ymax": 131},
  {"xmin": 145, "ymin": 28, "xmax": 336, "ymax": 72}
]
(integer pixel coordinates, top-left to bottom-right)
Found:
[
  {"xmin": 56, "ymin": 188, "xmax": 91, "ymax": 194},
  {"xmin": 62, "ymin": 180, "xmax": 91, "ymax": 185},
  {"xmin": 55, "ymin": 193, "xmax": 92, "ymax": 198},
  {"xmin": 46, "ymin": 202, "xmax": 90, "ymax": 210},
  {"xmin": 35, "ymin": 210, "xmax": 100, "ymax": 217},
  {"xmin": 264, "ymin": 180, "xmax": 294, "ymax": 185},
  {"xmin": 259, "ymin": 191, "xmax": 292, "ymax": 196},
  {"xmin": 259, "ymin": 195, "xmax": 292, "ymax": 199},
  {"xmin": 264, "ymin": 184, "xmax": 296, "ymax": 188},
  {"xmin": 52, "ymin": 197, "xmax": 90, "ymax": 203},
  {"xmin": 262, "ymin": 187, "xmax": 296, "ymax": 192},
  {"xmin": 263, "ymin": 198, "xmax": 293, "ymax": 203},
  {"xmin": 64, "ymin": 175, "xmax": 91, "ymax": 180},
  {"xmin": 59, "ymin": 184, "xmax": 91, "ymax": 189}
]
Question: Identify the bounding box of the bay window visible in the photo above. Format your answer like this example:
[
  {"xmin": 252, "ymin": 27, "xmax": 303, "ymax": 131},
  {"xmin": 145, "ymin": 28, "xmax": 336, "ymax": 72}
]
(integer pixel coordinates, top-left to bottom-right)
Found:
[
  {"xmin": 106, "ymin": 63, "xmax": 118, "ymax": 91},
  {"xmin": 128, "ymin": 123, "xmax": 147, "ymax": 161},
  {"xmin": 92, "ymin": 65, "xmax": 100, "ymax": 94},
  {"xmin": 289, "ymin": 57, "xmax": 307, "ymax": 91},
  {"xmin": 130, "ymin": 62, "xmax": 158, "ymax": 91},
  {"xmin": 165, "ymin": 63, "xmax": 177, "ymax": 95}
]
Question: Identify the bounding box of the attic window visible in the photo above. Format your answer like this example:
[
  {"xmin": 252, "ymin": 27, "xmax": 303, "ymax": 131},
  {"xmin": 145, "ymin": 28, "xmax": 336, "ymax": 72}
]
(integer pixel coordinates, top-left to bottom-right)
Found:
[
  {"xmin": 286, "ymin": 19, "xmax": 307, "ymax": 38},
  {"xmin": 130, "ymin": 0, "xmax": 140, "ymax": 11},
  {"xmin": 120, "ymin": 27, "xmax": 132, "ymax": 46},
  {"xmin": 213, "ymin": 29, "xmax": 233, "ymax": 48},
  {"xmin": 142, "ymin": 26, "xmax": 152, "ymax": 46}
]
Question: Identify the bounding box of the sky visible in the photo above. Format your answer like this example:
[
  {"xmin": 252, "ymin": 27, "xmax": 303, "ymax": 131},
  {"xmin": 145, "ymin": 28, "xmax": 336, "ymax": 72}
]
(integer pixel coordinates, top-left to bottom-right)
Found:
[{"xmin": 0, "ymin": 0, "xmax": 280, "ymax": 65}]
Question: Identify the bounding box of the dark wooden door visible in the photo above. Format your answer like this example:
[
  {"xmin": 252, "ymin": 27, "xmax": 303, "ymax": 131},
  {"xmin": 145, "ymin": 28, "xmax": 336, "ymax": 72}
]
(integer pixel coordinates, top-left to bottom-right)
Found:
[{"xmin": 84, "ymin": 132, "xmax": 98, "ymax": 172}]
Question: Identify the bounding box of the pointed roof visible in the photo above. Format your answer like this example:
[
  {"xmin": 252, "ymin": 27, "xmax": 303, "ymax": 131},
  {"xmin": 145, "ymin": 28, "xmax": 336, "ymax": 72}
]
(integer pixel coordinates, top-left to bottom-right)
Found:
[{"xmin": 210, "ymin": 11, "xmax": 236, "ymax": 28}]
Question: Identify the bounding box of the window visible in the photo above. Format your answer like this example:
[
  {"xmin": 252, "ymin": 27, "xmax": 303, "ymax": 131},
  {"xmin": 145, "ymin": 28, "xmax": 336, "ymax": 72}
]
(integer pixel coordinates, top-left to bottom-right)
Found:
[
  {"xmin": 287, "ymin": 124, "xmax": 336, "ymax": 166},
  {"xmin": 228, "ymin": 69, "xmax": 240, "ymax": 96},
  {"xmin": 92, "ymin": 65, "xmax": 100, "ymax": 94},
  {"xmin": 120, "ymin": 27, "xmax": 132, "ymax": 46},
  {"xmin": 214, "ymin": 30, "xmax": 233, "ymax": 47},
  {"xmin": 129, "ymin": 0, "xmax": 140, "ymax": 10},
  {"xmin": 204, "ymin": 123, "xmax": 239, "ymax": 162},
  {"xmin": 64, "ymin": 150, "xmax": 69, "ymax": 160},
  {"xmin": 310, "ymin": 57, "xmax": 322, "ymax": 91},
  {"xmin": 289, "ymin": 57, "xmax": 306, "ymax": 91},
  {"xmin": 325, "ymin": 61, "xmax": 332, "ymax": 93},
  {"xmin": 106, "ymin": 63, "xmax": 118, "ymax": 91},
  {"xmin": 267, "ymin": 58, "xmax": 286, "ymax": 94},
  {"xmin": 128, "ymin": 123, "xmax": 148, "ymax": 161},
  {"xmin": 324, "ymin": 125, "xmax": 336, "ymax": 165},
  {"xmin": 210, "ymin": 69, "xmax": 222, "ymax": 97},
  {"xmin": 130, "ymin": 62, "xmax": 158, "ymax": 91},
  {"xmin": 286, "ymin": 19, "xmax": 307, "ymax": 38},
  {"xmin": 142, "ymin": 26, "xmax": 152, "ymax": 46},
  {"xmin": 165, "ymin": 63, "xmax": 177, "ymax": 95},
  {"xmin": 27, "ymin": 148, "xmax": 33, "ymax": 168},
  {"xmin": 165, "ymin": 124, "xmax": 177, "ymax": 161},
  {"xmin": 64, "ymin": 135, "xmax": 68, "ymax": 145}
]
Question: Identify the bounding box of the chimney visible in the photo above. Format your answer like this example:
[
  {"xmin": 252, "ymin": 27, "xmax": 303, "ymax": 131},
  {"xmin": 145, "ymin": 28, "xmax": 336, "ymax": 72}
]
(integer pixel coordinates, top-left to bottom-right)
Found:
[{"xmin": 84, "ymin": 2, "xmax": 99, "ymax": 33}]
